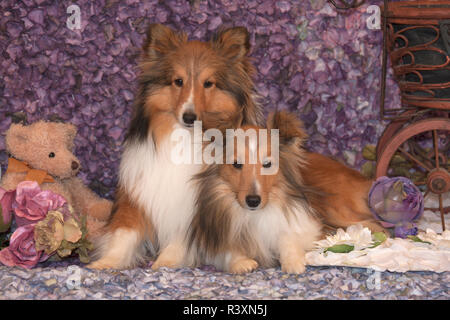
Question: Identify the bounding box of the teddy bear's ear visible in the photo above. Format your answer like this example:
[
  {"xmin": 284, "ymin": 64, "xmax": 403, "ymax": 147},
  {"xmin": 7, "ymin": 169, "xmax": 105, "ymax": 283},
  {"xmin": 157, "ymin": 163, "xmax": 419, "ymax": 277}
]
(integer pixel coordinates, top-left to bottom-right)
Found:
[
  {"xmin": 65, "ymin": 123, "xmax": 77, "ymax": 143},
  {"xmin": 5, "ymin": 123, "xmax": 29, "ymax": 151},
  {"xmin": 55, "ymin": 123, "xmax": 77, "ymax": 149}
]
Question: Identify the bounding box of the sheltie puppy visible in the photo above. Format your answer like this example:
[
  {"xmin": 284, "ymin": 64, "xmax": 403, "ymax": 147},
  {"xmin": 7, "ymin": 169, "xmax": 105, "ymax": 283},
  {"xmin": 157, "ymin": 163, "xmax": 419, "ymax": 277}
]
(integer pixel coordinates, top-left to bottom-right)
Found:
[
  {"xmin": 88, "ymin": 24, "xmax": 263, "ymax": 270},
  {"xmin": 188, "ymin": 112, "xmax": 323, "ymax": 274},
  {"xmin": 188, "ymin": 111, "xmax": 384, "ymax": 274}
]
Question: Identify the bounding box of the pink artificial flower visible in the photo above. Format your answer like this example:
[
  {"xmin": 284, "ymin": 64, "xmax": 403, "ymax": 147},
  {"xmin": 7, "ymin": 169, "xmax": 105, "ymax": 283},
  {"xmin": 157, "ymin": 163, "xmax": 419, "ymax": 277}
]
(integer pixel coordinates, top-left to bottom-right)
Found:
[
  {"xmin": 0, "ymin": 181, "xmax": 71, "ymax": 268},
  {"xmin": 0, "ymin": 224, "xmax": 48, "ymax": 269},
  {"xmin": 0, "ymin": 188, "xmax": 15, "ymax": 232},
  {"xmin": 13, "ymin": 181, "xmax": 67, "ymax": 227}
]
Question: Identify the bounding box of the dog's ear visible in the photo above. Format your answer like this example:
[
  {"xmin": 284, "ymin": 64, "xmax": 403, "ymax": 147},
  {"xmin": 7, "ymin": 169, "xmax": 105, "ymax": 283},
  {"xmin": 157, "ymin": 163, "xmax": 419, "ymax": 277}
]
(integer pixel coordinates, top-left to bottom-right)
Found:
[
  {"xmin": 143, "ymin": 24, "xmax": 186, "ymax": 60},
  {"xmin": 211, "ymin": 26, "xmax": 250, "ymax": 61},
  {"xmin": 267, "ymin": 111, "xmax": 307, "ymax": 146}
]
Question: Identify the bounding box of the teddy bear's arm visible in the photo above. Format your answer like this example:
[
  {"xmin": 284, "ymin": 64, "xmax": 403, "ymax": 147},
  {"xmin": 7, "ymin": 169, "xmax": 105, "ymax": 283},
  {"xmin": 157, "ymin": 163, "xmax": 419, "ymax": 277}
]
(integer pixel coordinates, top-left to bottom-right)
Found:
[
  {"xmin": 0, "ymin": 172, "xmax": 25, "ymax": 191},
  {"xmin": 65, "ymin": 177, "xmax": 113, "ymax": 221}
]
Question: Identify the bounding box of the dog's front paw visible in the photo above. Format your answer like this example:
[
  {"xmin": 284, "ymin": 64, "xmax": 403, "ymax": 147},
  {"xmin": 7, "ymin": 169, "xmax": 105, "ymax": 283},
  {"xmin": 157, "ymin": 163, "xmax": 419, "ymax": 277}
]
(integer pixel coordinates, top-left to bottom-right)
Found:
[
  {"xmin": 229, "ymin": 258, "xmax": 258, "ymax": 274},
  {"xmin": 151, "ymin": 256, "xmax": 181, "ymax": 271},
  {"xmin": 87, "ymin": 259, "xmax": 118, "ymax": 270},
  {"xmin": 151, "ymin": 243, "xmax": 185, "ymax": 271},
  {"xmin": 281, "ymin": 257, "xmax": 306, "ymax": 274}
]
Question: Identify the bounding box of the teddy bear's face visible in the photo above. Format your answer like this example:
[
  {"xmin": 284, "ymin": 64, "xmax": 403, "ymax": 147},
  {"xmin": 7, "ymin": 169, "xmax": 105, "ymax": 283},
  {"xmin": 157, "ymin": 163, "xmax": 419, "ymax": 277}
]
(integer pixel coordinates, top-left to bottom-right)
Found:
[{"xmin": 5, "ymin": 121, "xmax": 81, "ymax": 180}]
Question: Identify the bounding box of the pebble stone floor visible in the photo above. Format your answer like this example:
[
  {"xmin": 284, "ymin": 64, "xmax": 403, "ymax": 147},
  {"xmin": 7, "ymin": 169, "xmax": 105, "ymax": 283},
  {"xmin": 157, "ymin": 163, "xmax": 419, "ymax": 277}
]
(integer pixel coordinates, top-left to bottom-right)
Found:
[{"xmin": 0, "ymin": 259, "xmax": 448, "ymax": 299}]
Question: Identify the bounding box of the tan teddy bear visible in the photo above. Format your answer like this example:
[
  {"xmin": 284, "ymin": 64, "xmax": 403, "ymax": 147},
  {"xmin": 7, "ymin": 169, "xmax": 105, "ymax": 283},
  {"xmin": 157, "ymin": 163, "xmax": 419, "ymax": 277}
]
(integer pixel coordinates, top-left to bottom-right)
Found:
[{"xmin": 1, "ymin": 121, "xmax": 113, "ymax": 239}]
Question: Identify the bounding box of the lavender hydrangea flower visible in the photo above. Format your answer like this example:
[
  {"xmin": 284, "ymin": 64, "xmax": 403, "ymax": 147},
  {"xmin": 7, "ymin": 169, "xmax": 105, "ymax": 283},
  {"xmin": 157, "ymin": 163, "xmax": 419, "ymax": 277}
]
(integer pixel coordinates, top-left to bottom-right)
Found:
[{"xmin": 0, "ymin": 0, "xmax": 398, "ymax": 199}]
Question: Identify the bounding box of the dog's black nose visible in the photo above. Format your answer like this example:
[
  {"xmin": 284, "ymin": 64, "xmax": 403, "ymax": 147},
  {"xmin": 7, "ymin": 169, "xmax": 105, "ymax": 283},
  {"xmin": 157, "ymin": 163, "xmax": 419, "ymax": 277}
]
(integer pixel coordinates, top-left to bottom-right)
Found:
[
  {"xmin": 182, "ymin": 112, "xmax": 197, "ymax": 125},
  {"xmin": 71, "ymin": 161, "xmax": 79, "ymax": 170},
  {"xmin": 245, "ymin": 195, "xmax": 261, "ymax": 208}
]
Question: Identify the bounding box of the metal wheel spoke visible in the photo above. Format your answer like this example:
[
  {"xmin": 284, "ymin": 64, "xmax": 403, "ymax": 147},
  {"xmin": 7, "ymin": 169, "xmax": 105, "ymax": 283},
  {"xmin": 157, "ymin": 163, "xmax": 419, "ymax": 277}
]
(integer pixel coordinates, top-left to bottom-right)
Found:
[
  {"xmin": 408, "ymin": 139, "xmax": 435, "ymax": 169},
  {"xmin": 398, "ymin": 146, "xmax": 432, "ymax": 172},
  {"xmin": 439, "ymin": 194, "xmax": 446, "ymax": 232},
  {"xmin": 432, "ymin": 129, "xmax": 440, "ymax": 169},
  {"xmin": 443, "ymin": 139, "xmax": 450, "ymax": 170}
]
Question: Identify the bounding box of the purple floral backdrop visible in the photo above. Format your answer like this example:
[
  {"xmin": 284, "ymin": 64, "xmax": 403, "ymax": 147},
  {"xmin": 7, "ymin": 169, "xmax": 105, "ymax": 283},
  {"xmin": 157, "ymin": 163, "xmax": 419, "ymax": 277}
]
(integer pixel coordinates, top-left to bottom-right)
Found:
[{"xmin": 0, "ymin": 0, "xmax": 401, "ymax": 199}]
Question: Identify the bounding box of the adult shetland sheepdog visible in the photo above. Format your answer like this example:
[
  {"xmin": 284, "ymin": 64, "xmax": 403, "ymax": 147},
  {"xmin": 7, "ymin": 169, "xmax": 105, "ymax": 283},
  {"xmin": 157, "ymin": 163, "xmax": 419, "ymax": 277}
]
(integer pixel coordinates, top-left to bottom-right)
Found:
[
  {"xmin": 188, "ymin": 111, "xmax": 383, "ymax": 274},
  {"xmin": 88, "ymin": 24, "xmax": 263, "ymax": 270}
]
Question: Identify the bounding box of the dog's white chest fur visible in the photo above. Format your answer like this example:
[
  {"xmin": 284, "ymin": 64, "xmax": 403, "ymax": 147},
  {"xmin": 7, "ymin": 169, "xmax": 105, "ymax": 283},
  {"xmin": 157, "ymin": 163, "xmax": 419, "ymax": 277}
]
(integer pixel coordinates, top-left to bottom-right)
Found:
[
  {"xmin": 230, "ymin": 202, "xmax": 322, "ymax": 266},
  {"xmin": 119, "ymin": 127, "xmax": 201, "ymax": 249}
]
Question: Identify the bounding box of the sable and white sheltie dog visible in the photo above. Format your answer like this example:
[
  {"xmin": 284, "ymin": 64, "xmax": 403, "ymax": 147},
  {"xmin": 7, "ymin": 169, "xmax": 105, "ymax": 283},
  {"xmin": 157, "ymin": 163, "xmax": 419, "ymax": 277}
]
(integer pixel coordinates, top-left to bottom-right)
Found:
[
  {"xmin": 88, "ymin": 24, "xmax": 263, "ymax": 270},
  {"xmin": 188, "ymin": 111, "xmax": 383, "ymax": 274}
]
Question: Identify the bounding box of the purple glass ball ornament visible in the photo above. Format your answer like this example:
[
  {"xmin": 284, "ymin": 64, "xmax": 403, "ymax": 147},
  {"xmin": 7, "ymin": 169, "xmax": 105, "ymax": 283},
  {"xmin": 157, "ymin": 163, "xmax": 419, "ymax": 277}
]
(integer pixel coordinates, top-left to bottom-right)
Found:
[{"xmin": 368, "ymin": 176, "xmax": 424, "ymax": 238}]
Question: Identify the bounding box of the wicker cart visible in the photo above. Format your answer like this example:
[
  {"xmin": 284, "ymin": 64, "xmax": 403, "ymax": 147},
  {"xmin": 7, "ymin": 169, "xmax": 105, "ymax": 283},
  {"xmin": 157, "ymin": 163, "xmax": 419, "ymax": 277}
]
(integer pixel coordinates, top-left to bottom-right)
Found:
[{"xmin": 377, "ymin": 0, "xmax": 450, "ymax": 231}]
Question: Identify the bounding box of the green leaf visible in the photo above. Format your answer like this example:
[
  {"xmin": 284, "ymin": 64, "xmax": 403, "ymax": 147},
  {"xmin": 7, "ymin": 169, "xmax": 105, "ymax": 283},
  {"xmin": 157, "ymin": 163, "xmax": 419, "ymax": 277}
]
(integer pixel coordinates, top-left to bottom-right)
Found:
[
  {"xmin": 60, "ymin": 239, "xmax": 78, "ymax": 250},
  {"xmin": 76, "ymin": 247, "xmax": 90, "ymax": 264},
  {"xmin": 297, "ymin": 20, "xmax": 309, "ymax": 40},
  {"xmin": 391, "ymin": 154, "xmax": 406, "ymax": 164},
  {"xmin": 373, "ymin": 232, "xmax": 387, "ymax": 243},
  {"xmin": 369, "ymin": 232, "xmax": 387, "ymax": 248},
  {"xmin": 82, "ymin": 214, "xmax": 87, "ymax": 228},
  {"xmin": 360, "ymin": 161, "xmax": 375, "ymax": 179},
  {"xmin": 0, "ymin": 206, "xmax": 12, "ymax": 233},
  {"xmin": 0, "ymin": 232, "xmax": 10, "ymax": 250},
  {"xmin": 84, "ymin": 239, "xmax": 94, "ymax": 251},
  {"xmin": 407, "ymin": 235, "xmax": 432, "ymax": 245},
  {"xmin": 362, "ymin": 145, "xmax": 376, "ymax": 161},
  {"xmin": 57, "ymin": 247, "xmax": 72, "ymax": 258},
  {"xmin": 411, "ymin": 172, "xmax": 426, "ymax": 184},
  {"xmin": 324, "ymin": 244, "xmax": 354, "ymax": 253},
  {"xmin": 47, "ymin": 254, "xmax": 63, "ymax": 262}
]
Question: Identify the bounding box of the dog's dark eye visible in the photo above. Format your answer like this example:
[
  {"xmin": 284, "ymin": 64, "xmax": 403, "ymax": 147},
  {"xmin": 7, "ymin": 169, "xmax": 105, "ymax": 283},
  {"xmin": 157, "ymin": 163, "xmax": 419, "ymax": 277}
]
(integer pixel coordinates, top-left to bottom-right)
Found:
[
  {"xmin": 174, "ymin": 78, "xmax": 183, "ymax": 87},
  {"xmin": 263, "ymin": 161, "xmax": 272, "ymax": 168},
  {"xmin": 203, "ymin": 80, "xmax": 213, "ymax": 88},
  {"xmin": 49, "ymin": 152, "xmax": 55, "ymax": 158},
  {"xmin": 233, "ymin": 161, "xmax": 243, "ymax": 169}
]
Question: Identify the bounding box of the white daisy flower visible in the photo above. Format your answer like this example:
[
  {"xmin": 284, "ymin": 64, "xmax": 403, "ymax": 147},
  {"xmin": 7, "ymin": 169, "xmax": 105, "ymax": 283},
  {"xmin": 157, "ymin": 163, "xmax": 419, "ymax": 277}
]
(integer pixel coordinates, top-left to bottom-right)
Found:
[{"xmin": 315, "ymin": 224, "xmax": 375, "ymax": 252}]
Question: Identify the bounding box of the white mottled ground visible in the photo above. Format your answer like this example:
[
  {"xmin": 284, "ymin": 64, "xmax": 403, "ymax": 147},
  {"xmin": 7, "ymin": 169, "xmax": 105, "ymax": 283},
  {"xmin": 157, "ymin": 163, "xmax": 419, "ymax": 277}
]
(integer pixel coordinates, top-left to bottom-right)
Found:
[
  {"xmin": 0, "ymin": 193, "xmax": 448, "ymax": 300},
  {"xmin": 306, "ymin": 192, "xmax": 450, "ymax": 273}
]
